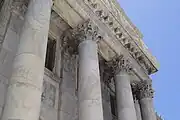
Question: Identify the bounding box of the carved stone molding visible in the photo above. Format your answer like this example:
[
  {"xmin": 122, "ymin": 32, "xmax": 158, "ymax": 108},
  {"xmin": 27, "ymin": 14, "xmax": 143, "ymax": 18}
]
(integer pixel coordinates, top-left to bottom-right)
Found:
[
  {"xmin": 11, "ymin": 0, "xmax": 29, "ymax": 19},
  {"xmin": 137, "ymin": 80, "xmax": 154, "ymax": 99},
  {"xmin": 72, "ymin": 20, "xmax": 102, "ymax": 43},
  {"xmin": 106, "ymin": 56, "xmax": 132, "ymax": 76},
  {"xmin": 83, "ymin": 0, "xmax": 157, "ymax": 75}
]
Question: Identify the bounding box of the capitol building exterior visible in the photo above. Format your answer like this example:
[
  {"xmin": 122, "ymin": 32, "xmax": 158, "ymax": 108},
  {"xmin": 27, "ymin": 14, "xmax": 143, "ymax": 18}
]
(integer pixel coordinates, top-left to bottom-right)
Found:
[{"xmin": 0, "ymin": 0, "xmax": 162, "ymax": 120}]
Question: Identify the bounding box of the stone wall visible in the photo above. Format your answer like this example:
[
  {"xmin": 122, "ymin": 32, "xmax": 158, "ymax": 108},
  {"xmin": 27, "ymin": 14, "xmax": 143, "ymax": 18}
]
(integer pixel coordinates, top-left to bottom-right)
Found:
[
  {"xmin": 58, "ymin": 51, "xmax": 78, "ymax": 120},
  {"xmin": 40, "ymin": 68, "xmax": 60, "ymax": 120}
]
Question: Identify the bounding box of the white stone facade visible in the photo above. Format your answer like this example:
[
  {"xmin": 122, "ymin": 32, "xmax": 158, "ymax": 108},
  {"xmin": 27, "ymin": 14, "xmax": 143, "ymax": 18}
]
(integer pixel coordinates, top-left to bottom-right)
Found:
[{"xmin": 0, "ymin": 0, "xmax": 161, "ymax": 120}]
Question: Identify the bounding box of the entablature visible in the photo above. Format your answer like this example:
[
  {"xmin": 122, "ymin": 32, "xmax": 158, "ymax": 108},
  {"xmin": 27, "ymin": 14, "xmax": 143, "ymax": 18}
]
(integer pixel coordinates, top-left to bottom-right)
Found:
[{"xmin": 52, "ymin": 0, "xmax": 158, "ymax": 79}]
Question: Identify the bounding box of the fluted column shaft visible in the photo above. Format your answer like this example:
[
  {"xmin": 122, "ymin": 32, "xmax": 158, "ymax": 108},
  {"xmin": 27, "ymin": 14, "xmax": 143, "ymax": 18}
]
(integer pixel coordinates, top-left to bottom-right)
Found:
[
  {"xmin": 138, "ymin": 80, "xmax": 156, "ymax": 120},
  {"xmin": 2, "ymin": 0, "xmax": 52, "ymax": 120},
  {"xmin": 76, "ymin": 20, "xmax": 104, "ymax": 120},
  {"xmin": 113, "ymin": 58, "xmax": 137, "ymax": 120}
]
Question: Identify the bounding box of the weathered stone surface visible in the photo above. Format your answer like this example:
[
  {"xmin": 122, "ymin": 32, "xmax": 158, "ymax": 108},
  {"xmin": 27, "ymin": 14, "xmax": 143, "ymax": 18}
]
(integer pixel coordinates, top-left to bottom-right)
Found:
[
  {"xmin": 40, "ymin": 70, "xmax": 60, "ymax": 120},
  {"xmin": 140, "ymin": 98, "xmax": 156, "ymax": 120},
  {"xmin": 101, "ymin": 82, "xmax": 112, "ymax": 120},
  {"xmin": 0, "ymin": 106, "xmax": 3, "ymax": 119},
  {"xmin": 0, "ymin": 7, "xmax": 24, "ymax": 79},
  {"xmin": 78, "ymin": 39, "xmax": 103, "ymax": 120},
  {"xmin": 138, "ymin": 80, "xmax": 154, "ymax": 99},
  {"xmin": 0, "ymin": 75, "xmax": 8, "ymax": 107},
  {"xmin": 0, "ymin": 0, "xmax": 160, "ymax": 120},
  {"xmin": 2, "ymin": 0, "xmax": 53, "ymax": 119},
  {"xmin": 0, "ymin": 0, "xmax": 12, "ymax": 44},
  {"xmin": 134, "ymin": 100, "xmax": 142, "ymax": 120},
  {"xmin": 59, "ymin": 50, "xmax": 78, "ymax": 120},
  {"xmin": 115, "ymin": 71, "xmax": 137, "ymax": 120}
]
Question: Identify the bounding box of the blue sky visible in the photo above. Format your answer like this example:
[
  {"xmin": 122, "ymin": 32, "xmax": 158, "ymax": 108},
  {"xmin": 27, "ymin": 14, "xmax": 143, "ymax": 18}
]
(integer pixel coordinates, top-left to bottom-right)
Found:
[{"xmin": 118, "ymin": 0, "xmax": 180, "ymax": 119}]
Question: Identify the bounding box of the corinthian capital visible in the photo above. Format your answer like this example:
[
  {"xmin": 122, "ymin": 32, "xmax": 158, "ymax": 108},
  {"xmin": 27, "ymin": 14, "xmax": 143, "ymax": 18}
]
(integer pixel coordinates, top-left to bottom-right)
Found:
[
  {"xmin": 137, "ymin": 80, "xmax": 154, "ymax": 99},
  {"xmin": 107, "ymin": 56, "xmax": 132, "ymax": 75},
  {"xmin": 73, "ymin": 20, "xmax": 102, "ymax": 43}
]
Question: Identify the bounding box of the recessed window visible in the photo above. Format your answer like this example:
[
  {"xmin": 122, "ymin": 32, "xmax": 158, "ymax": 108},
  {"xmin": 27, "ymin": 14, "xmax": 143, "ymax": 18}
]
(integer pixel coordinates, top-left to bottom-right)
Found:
[{"xmin": 45, "ymin": 38, "xmax": 56, "ymax": 71}]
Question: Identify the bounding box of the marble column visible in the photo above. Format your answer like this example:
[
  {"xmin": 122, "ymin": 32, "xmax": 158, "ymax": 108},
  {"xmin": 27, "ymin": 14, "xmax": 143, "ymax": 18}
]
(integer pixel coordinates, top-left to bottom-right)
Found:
[
  {"xmin": 113, "ymin": 58, "xmax": 137, "ymax": 120},
  {"xmin": 134, "ymin": 100, "xmax": 142, "ymax": 120},
  {"xmin": 138, "ymin": 80, "xmax": 156, "ymax": 120},
  {"xmin": 2, "ymin": 0, "xmax": 52, "ymax": 120},
  {"xmin": 76, "ymin": 20, "xmax": 104, "ymax": 120}
]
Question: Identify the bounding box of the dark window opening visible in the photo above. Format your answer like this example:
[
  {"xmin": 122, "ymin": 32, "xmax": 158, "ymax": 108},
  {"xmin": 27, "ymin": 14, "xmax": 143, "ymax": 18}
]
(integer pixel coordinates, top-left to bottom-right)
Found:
[
  {"xmin": 45, "ymin": 38, "xmax": 56, "ymax": 71},
  {"xmin": 110, "ymin": 95, "xmax": 118, "ymax": 118}
]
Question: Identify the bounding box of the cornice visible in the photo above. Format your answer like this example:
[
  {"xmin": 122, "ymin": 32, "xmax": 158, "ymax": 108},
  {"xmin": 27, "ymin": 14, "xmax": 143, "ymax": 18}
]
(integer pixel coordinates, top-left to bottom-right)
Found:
[
  {"xmin": 52, "ymin": 0, "xmax": 158, "ymax": 76},
  {"xmin": 83, "ymin": 0, "xmax": 158, "ymax": 74}
]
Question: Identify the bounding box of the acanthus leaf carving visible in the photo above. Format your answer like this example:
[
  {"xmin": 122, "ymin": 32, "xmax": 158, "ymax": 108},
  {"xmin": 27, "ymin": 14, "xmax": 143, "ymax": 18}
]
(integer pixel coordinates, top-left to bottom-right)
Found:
[
  {"xmin": 106, "ymin": 55, "xmax": 132, "ymax": 76},
  {"xmin": 137, "ymin": 80, "xmax": 154, "ymax": 99},
  {"xmin": 72, "ymin": 20, "xmax": 102, "ymax": 43}
]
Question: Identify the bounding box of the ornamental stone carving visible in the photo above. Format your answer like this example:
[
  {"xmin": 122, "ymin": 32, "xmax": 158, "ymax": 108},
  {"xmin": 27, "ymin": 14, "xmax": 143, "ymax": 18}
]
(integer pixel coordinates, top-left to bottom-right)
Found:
[
  {"xmin": 84, "ymin": 0, "xmax": 157, "ymax": 75},
  {"xmin": 137, "ymin": 80, "xmax": 154, "ymax": 99},
  {"xmin": 11, "ymin": 0, "xmax": 29, "ymax": 19},
  {"xmin": 72, "ymin": 20, "xmax": 102, "ymax": 43},
  {"xmin": 107, "ymin": 56, "xmax": 132, "ymax": 75}
]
